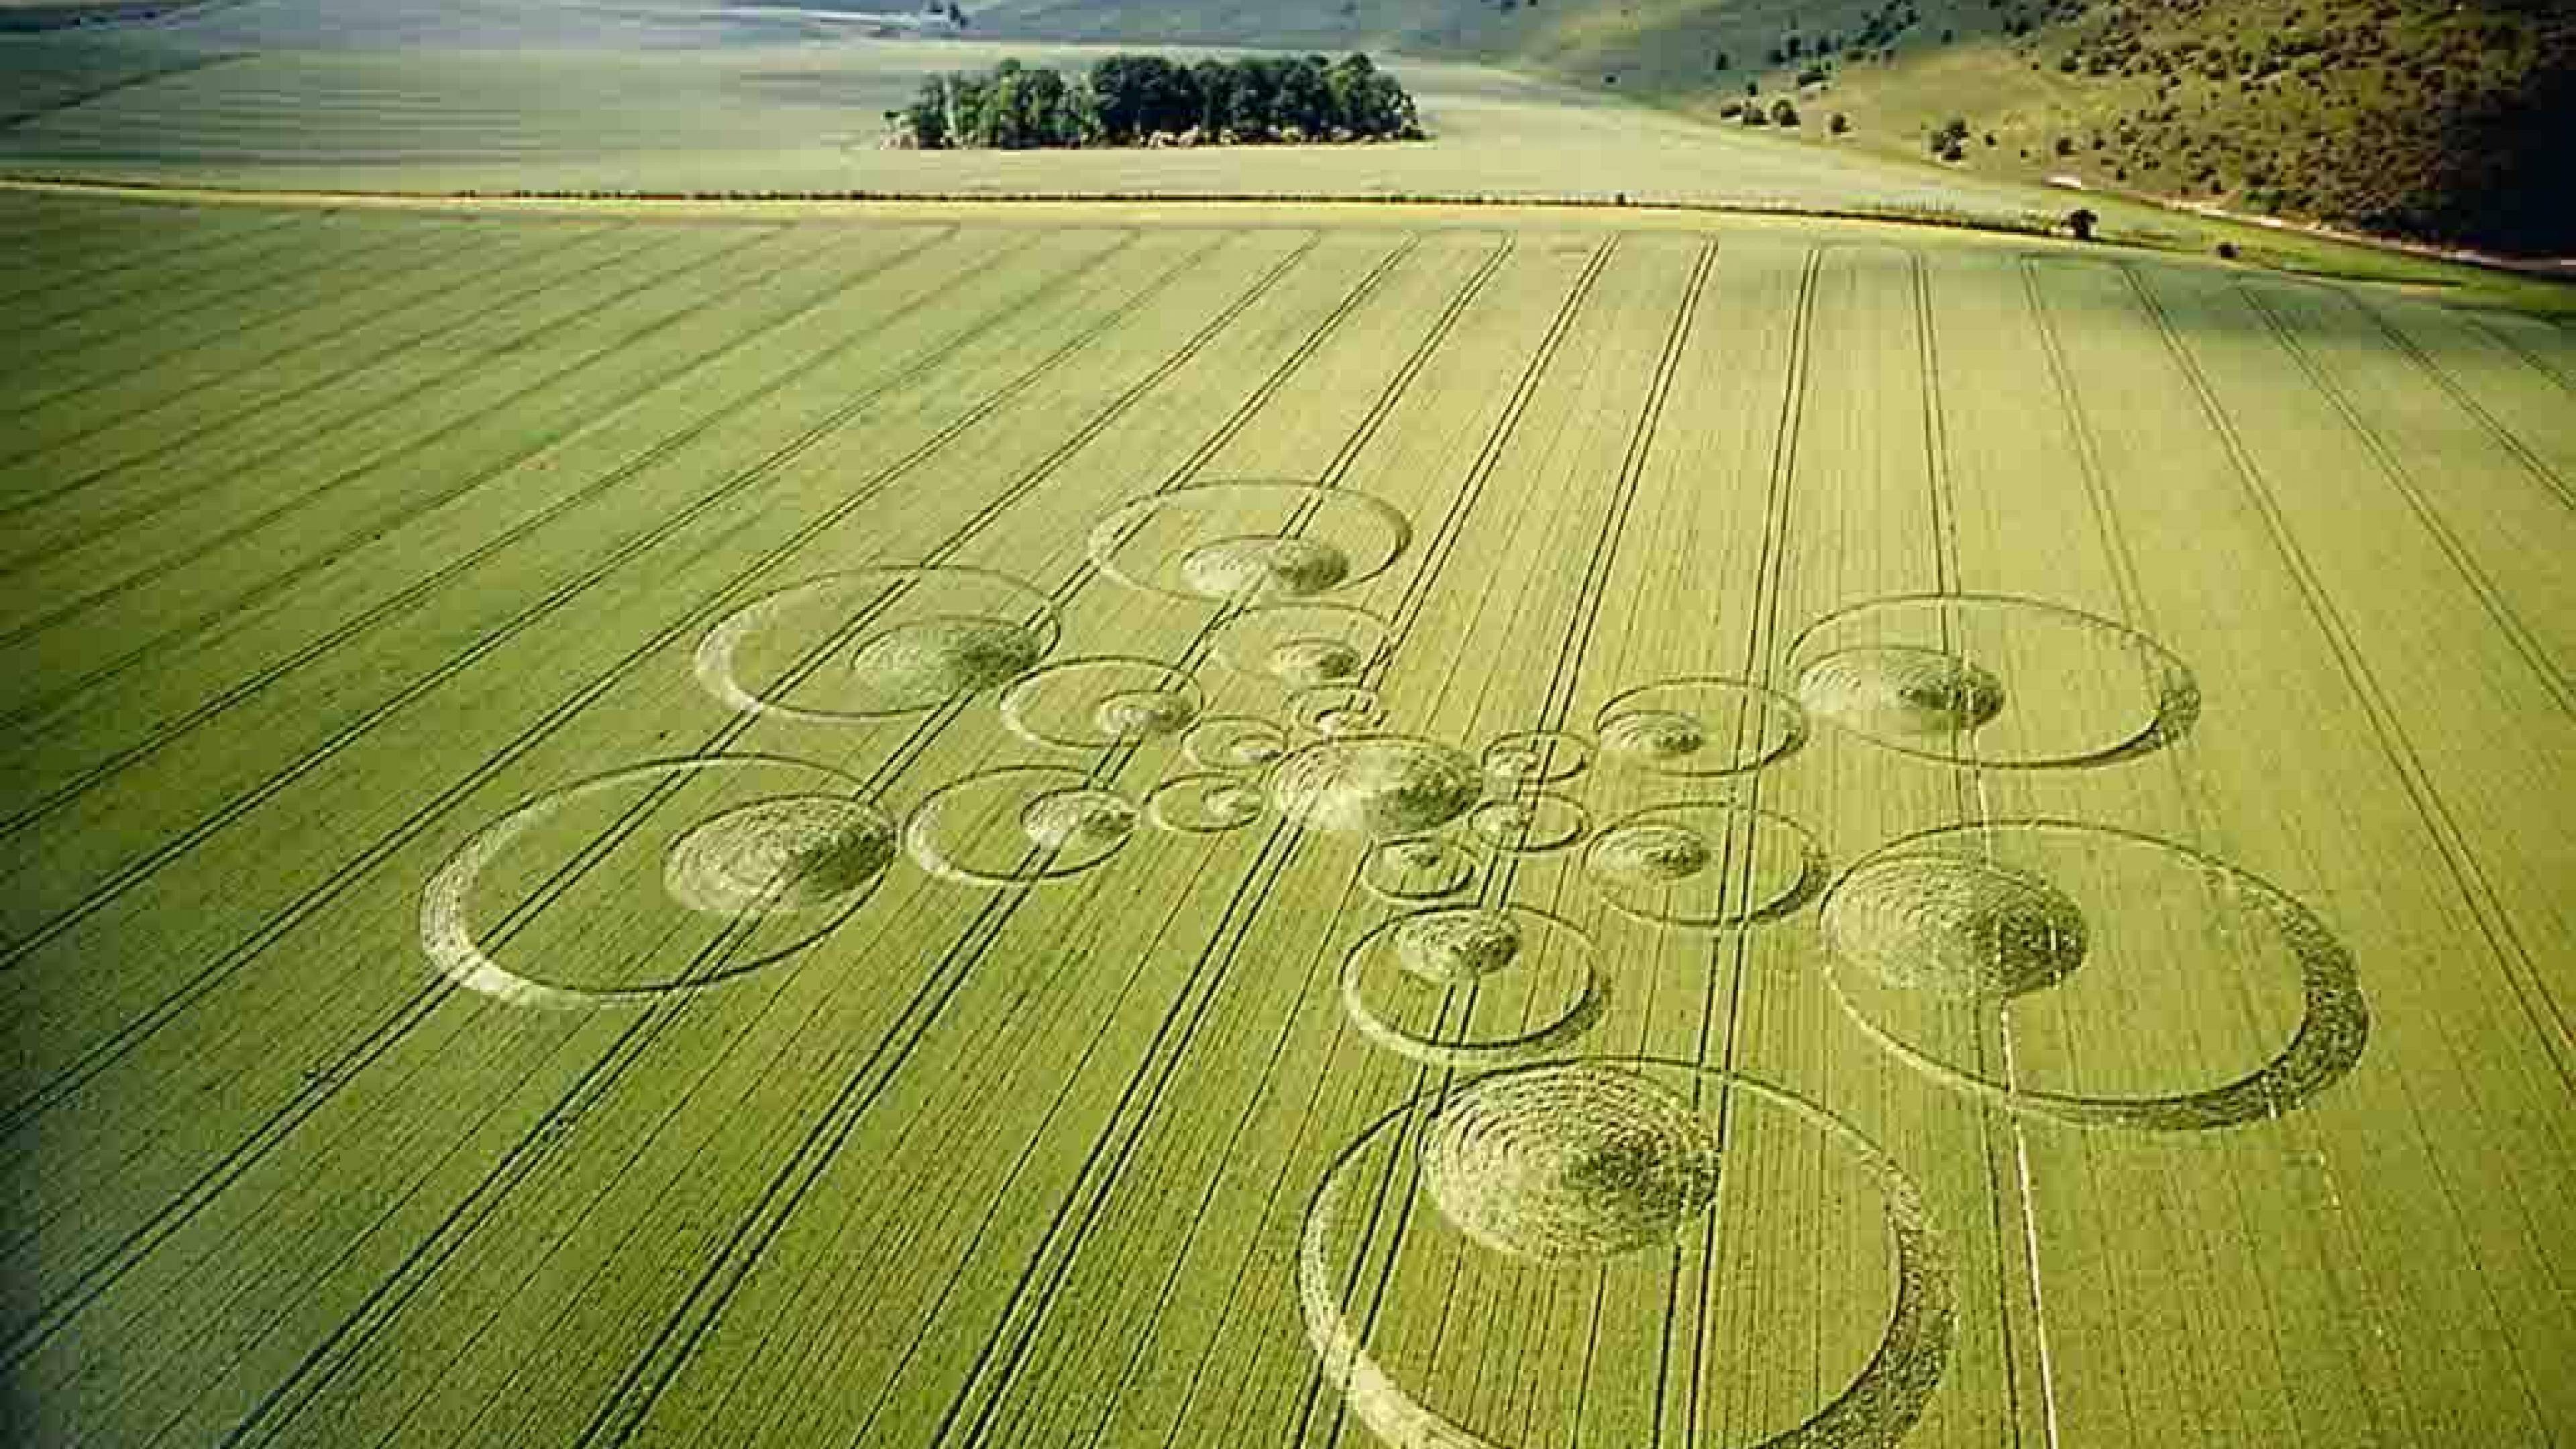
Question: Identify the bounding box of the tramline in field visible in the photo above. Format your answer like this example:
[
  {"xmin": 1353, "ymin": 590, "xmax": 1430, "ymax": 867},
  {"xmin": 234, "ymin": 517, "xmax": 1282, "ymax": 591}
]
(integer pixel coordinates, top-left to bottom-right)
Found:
[{"xmin": 1, "ymin": 191, "xmax": 2571, "ymax": 1449}]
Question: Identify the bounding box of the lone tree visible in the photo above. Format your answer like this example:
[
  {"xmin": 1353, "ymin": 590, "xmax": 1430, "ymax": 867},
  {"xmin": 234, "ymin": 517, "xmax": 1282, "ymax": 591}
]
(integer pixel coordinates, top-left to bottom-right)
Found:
[
  {"xmin": 2066, "ymin": 207, "xmax": 2100, "ymax": 241},
  {"xmin": 1770, "ymin": 98, "xmax": 1800, "ymax": 127}
]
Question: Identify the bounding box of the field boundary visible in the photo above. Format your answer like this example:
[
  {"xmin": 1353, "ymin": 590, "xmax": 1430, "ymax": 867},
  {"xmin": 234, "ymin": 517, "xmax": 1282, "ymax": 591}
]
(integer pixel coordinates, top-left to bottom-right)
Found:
[
  {"xmin": 17, "ymin": 173, "xmax": 2575, "ymax": 315},
  {"xmin": 0, "ymin": 172, "xmax": 2078, "ymax": 238}
]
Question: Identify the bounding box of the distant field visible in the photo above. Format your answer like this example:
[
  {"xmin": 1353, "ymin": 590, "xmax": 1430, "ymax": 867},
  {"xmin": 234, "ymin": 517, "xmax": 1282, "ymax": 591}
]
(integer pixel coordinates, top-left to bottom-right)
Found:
[
  {"xmin": 0, "ymin": 34, "xmax": 2058, "ymax": 219},
  {"xmin": 3, "ymin": 11, "xmax": 2561, "ymax": 309},
  {"xmin": 1, "ymin": 189, "xmax": 2570, "ymax": 1448}
]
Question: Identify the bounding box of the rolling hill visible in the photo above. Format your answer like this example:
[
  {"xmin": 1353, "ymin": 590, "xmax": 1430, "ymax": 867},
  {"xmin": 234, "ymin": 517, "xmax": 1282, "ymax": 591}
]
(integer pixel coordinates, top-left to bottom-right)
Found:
[{"xmin": 949, "ymin": 0, "xmax": 2576, "ymax": 256}]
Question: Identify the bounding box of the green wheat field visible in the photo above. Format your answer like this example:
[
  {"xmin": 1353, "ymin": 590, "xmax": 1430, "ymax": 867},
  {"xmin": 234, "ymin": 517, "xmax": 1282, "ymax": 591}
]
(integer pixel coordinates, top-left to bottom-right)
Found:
[{"xmin": 2, "ymin": 186, "xmax": 2571, "ymax": 1449}]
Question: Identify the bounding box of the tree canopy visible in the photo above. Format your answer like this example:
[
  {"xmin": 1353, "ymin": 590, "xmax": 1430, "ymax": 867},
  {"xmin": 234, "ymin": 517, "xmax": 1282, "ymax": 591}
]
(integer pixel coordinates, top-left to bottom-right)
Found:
[{"xmin": 892, "ymin": 52, "xmax": 1423, "ymax": 150}]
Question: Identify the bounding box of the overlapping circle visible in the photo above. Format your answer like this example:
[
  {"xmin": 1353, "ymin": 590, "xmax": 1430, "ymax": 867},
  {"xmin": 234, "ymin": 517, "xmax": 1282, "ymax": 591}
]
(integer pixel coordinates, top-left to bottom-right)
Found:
[
  {"xmin": 999, "ymin": 656, "xmax": 1203, "ymax": 749},
  {"xmin": 1478, "ymin": 729, "xmax": 1591, "ymax": 787},
  {"xmin": 694, "ymin": 566, "xmax": 1059, "ymax": 724},
  {"xmin": 1209, "ymin": 602, "xmax": 1391, "ymax": 688},
  {"xmin": 1594, "ymin": 677, "xmax": 1808, "ymax": 777},
  {"xmin": 1145, "ymin": 771, "xmax": 1267, "ymax": 835},
  {"xmin": 1340, "ymin": 906, "xmax": 1605, "ymax": 1069},
  {"xmin": 1269, "ymin": 735, "xmax": 1484, "ymax": 839},
  {"xmin": 1820, "ymin": 820, "xmax": 2368, "ymax": 1130},
  {"xmin": 1789, "ymin": 593, "xmax": 2200, "ymax": 769},
  {"xmin": 1464, "ymin": 791, "xmax": 1589, "ymax": 855},
  {"xmin": 421, "ymin": 756, "xmax": 894, "ymax": 1009},
  {"xmin": 1301, "ymin": 1058, "xmax": 1953, "ymax": 1449},
  {"xmin": 1087, "ymin": 480, "xmax": 1411, "ymax": 604},
  {"xmin": 1182, "ymin": 713, "xmax": 1290, "ymax": 772},
  {"xmin": 1360, "ymin": 835, "xmax": 1479, "ymax": 903},
  {"xmin": 1828, "ymin": 851, "xmax": 2089, "ymax": 1000},
  {"xmin": 1288, "ymin": 683, "xmax": 1387, "ymax": 737},
  {"xmin": 1582, "ymin": 801, "xmax": 1825, "ymax": 932},
  {"xmin": 904, "ymin": 765, "xmax": 1139, "ymax": 888}
]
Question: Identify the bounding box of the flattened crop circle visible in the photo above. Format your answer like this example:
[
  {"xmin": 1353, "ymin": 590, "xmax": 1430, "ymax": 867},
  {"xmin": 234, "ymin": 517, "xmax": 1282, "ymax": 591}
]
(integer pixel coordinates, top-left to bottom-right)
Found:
[
  {"xmin": 1182, "ymin": 713, "xmax": 1289, "ymax": 772},
  {"xmin": 1594, "ymin": 677, "xmax": 1808, "ymax": 778},
  {"xmin": 1820, "ymin": 820, "xmax": 2367, "ymax": 1130},
  {"xmin": 696, "ymin": 566, "xmax": 1059, "ymax": 724},
  {"xmin": 1269, "ymin": 735, "xmax": 1483, "ymax": 839},
  {"xmin": 998, "ymin": 656, "xmax": 1203, "ymax": 750},
  {"xmin": 1287, "ymin": 684, "xmax": 1387, "ymax": 738},
  {"xmin": 1465, "ymin": 791, "xmax": 1589, "ymax": 856},
  {"xmin": 1582, "ymin": 801, "xmax": 1825, "ymax": 932},
  {"xmin": 1360, "ymin": 835, "xmax": 1480, "ymax": 903},
  {"xmin": 1479, "ymin": 729, "xmax": 1593, "ymax": 787},
  {"xmin": 1301, "ymin": 1057, "xmax": 1954, "ymax": 1449},
  {"xmin": 421, "ymin": 756, "xmax": 892, "ymax": 1010},
  {"xmin": 1340, "ymin": 906, "xmax": 1606, "ymax": 1070},
  {"xmin": 1087, "ymin": 480, "xmax": 1411, "ymax": 604},
  {"xmin": 1789, "ymin": 593, "xmax": 2199, "ymax": 769},
  {"xmin": 904, "ymin": 766, "xmax": 1139, "ymax": 889},
  {"xmin": 1209, "ymin": 602, "xmax": 1391, "ymax": 687},
  {"xmin": 1145, "ymin": 771, "xmax": 1267, "ymax": 834},
  {"xmin": 1827, "ymin": 852, "xmax": 2089, "ymax": 1000}
]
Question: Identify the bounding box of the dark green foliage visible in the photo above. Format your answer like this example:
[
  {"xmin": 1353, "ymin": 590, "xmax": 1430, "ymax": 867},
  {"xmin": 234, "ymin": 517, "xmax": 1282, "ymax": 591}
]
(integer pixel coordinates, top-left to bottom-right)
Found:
[
  {"xmin": 1772, "ymin": 98, "xmax": 1801, "ymax": 126},
  {"xmin": 2015, "ymin": 0, "xmax": 2576, "ymax": 252},
  {"xmin": 893, "ymin": 52, "xmax": 1421, "ymax": 150},
  {"xmin": 2067, "ymin": 206, "xmax": 2099, "ymax": 239}
]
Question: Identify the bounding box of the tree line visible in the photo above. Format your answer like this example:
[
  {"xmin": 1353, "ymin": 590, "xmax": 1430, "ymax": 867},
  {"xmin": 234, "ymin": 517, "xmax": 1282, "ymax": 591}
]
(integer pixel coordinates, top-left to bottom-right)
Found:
[{"xmin": 890, "ymin": 52, "xmax": 1424, "ymax": 150}]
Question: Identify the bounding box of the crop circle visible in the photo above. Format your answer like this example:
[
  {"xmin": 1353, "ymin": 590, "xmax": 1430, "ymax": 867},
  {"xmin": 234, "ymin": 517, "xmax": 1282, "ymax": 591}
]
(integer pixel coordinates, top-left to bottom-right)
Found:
[
  {"xmin": 695, "ymin": 566, "xmax": 1059, "ymax": 724},
  {"xmin": 1821, "ymin": 820, "xmax": 2368, "ymax": 1130},
  {"xmin": 1360, "ymin": 835, "xmax": 1479, "ymax": 903},
  {"xmin": 1826, "ymin": 851, "xmax": 2089, "ymax": 999},
  {"xmin": 1582, "ymin": 801, "xmax": 1825, "ymax": 932},
  {"xmin": 1789, "ymin": 593, "xmax": 2199, "ymax": 769},
  {"xmin": 421, "ymin": 757, "xmax": 892, "ymax": 1009},
  {"xmin": 1594, "ymin": 677, "xmax": 1808, "ymax": 777},
  {"xmin": 1478, "ymin": 728, "xmax": 1592, "ymax": 786},
  {"xmin": 1269, "ymin": 735, "xmax": 1483, "ymax": 838},
  {"xmin": 1087, "ymin": 480, "xmax": 1411, "ymax": 603},
  {"xmin": 1287, "ymin": 683, "xmax": 1386, "ymax": 737},
  {"xmin": 999, "ymin": 656, "xmax": 1203, "ymax": 749},
  {"xmin": 904, "ymin": 766, "xmax": 1139, "ymax": 888},
  {"xmin": 1301, "ymin": 1058, "xmax": 1954, "ymax": 1449},
  {"xmin": 1182, "ymin": 714, "xmax": 1289, "ymax": 771},
  {"xmin": 1340, "ymin": 906, "xmax": 1606, "ymax": 1070},
  {"xmin": 1421, "ymin": 1063, "xmax": 1721, "ymax": 1262},
  {"xmin": 1208, "ymin": 602, "xmax": 1391, "ymax": 687},
  {"xmin": 1145, "ymin": 771, "xmax": 1267, "ymax": 834},
  {"xmin": 1464, "ymin": 791, "xmax": 1589, "ymax": 855},
  {"xmin": 662, "ymin": 796, "xmax": 898, "ymax": 916}
]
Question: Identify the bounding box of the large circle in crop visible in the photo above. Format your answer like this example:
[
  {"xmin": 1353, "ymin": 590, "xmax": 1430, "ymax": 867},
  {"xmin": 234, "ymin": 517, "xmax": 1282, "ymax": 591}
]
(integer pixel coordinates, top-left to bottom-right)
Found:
[
  {"xmin": 421, "ymin": 756, "xmax": 893, "ymax": 1008},
  {"xmin": 1789, "ymin": 593, "xmax": 2198, "ymax": 769},
  {"xmin": 1821, "ymin": 820, "xmax": 2367, "ymax": 1130},
  {"xmin": 1301, "ymin": 1058, "xmax": 1954, "ymax": 1449}
]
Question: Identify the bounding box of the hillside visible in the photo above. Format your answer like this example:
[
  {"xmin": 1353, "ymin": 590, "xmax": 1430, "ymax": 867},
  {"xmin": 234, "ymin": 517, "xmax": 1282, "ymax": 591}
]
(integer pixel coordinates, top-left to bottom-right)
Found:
[{"xmin": 951, "ymin": 0, "xmax": 2576, "ymax": 256}]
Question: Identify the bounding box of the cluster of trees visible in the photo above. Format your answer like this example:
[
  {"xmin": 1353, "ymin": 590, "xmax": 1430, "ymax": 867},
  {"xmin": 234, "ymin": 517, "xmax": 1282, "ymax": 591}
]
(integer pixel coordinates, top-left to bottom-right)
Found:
[
  {"xmin": 1716, "ymin": 97, "xmax": 1805, "ymax": 129},
  {"xmin": 891, "ymin": 52, "xmax": 1423, "ymax": 150}
]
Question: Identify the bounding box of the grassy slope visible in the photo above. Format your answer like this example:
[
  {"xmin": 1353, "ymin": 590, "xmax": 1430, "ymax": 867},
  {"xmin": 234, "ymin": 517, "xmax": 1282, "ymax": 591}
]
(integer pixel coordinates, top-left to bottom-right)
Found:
[{"xmin": 961, "ymin": 0, "xmax": 2576, "ymax": 256}]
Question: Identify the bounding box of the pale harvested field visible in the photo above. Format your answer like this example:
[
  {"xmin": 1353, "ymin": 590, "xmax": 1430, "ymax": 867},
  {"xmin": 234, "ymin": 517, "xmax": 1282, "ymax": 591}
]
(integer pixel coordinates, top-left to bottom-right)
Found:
[{"xmin": 1, "ymin": 191, "xmax": 2571, "ymax": 1449}]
